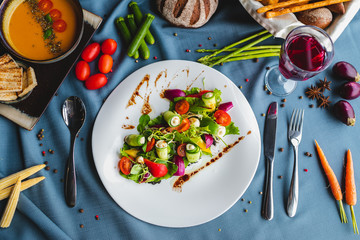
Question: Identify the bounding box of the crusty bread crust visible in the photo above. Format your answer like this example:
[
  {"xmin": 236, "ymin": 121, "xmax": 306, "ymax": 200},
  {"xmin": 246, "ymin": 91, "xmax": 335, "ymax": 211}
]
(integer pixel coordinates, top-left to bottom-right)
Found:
[{"xmin": 157, "ymin": 0, "xmax": 218, "ymax": 28}]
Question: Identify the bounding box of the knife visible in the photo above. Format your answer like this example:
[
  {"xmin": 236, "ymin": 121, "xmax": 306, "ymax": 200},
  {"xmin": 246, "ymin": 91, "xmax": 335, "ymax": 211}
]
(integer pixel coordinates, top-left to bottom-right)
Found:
[{"xmin": 261, "ymin": 102, "xmax": 278, "ymax": 220}]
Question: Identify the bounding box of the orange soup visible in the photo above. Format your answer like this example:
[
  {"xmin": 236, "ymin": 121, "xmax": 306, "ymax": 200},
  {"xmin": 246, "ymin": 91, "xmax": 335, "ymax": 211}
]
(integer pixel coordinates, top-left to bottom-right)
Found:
[{"xmin": 4, "ymin": 0, "xmax": 78, "ymax": 60}]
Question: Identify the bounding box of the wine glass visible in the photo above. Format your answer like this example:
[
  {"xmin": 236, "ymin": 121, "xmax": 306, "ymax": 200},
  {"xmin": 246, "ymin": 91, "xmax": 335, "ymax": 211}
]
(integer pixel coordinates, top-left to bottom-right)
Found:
[{"xmin": 265, "ymin": 25, "xmax": 334, "ymax": 96}]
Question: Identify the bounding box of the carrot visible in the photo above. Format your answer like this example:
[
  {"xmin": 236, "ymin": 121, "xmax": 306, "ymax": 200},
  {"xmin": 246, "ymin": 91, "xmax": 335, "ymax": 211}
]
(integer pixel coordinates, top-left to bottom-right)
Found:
[
  {"xmin": 345, "ymin": 149, "xmax": 359, "ymax": 234},
  {"xmin": 314, "ymin": 140, "xmax": 347, "ymax": 223}
]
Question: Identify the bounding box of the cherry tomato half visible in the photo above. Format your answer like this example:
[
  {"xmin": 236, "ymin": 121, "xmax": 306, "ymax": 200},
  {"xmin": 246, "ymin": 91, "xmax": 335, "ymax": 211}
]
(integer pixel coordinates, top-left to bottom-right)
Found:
[
  {"xmin": 75, "ymin": 61, "xmax": 90, "ymax": 81},
  {"xmin": 81, "ymin": 42, "xmax": 100, "ymax": 62},
  {"xmin": 145, "ymin": 138, "xmax": 155, "ymax": 152},
  {"xmin": 175, "ymin": 99, "xmax": 190, "ymax": 115},
  {"xmin": 98, "ymin": 54, "xmax": 113, "ymax": 74},
  {"xmin": 118, "ymin": 156, "xmax": 133, "ymax": 175},
  {"xmin": 49, "ymin": 9, "xmax": 62, "ymax": 21},
  {"xmin": 214, "ymin": 110, "xmax": 231, "ymax": 126},
  {"xmin": 53, "ymin": 19, "xmax": 67, "ymax": 32},
  {"xmin": 177, "ymin": 143, "xmax": 187, "ymax": 157},
  {"xmin": 101, "ymin": 39, "xmax": 117, "ymax": 55},
  {"xmin": 85, "ymin": 73, "xmax": 107, "ymax": 90},
  {"xmin": 38, "ymin": 0, "xmax": 53, "ymax": 12}
]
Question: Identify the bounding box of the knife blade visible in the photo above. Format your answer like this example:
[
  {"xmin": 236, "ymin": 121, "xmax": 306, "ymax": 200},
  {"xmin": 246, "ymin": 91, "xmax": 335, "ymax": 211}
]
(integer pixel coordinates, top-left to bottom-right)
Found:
[{"xmin": 261, "ymin": 102, "xmax": 278, "ymax": 220}]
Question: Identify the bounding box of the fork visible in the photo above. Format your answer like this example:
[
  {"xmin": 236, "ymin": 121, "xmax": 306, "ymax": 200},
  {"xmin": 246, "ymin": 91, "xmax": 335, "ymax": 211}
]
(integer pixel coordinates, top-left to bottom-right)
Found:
[{"xmin": 287, "ymin": 109, "xmax": 304, "ymax": 218}]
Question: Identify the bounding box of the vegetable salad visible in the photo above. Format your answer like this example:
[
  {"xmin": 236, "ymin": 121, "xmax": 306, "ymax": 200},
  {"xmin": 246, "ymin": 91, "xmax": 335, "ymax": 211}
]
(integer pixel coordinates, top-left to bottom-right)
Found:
[{"xmin": 118, "ymin": 87, "xmax": 239, "ymax": 183}]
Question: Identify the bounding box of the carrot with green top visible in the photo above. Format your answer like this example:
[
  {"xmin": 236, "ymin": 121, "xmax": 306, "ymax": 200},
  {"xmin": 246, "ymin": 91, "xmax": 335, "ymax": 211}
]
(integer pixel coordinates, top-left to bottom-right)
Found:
[
  {"xmin": 345, "ymin": 149, "xmax": 359, "ymax": 234},
  {"xmin": 314, "ymin": 140, "xmax": 348, "ymax": 223}
]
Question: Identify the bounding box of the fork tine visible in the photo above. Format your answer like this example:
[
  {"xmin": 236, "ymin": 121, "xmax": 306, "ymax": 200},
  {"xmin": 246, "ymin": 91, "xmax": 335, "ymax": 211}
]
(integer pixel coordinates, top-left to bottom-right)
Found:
[
  {"xmin": 289, "ymin": 109, "xmax": 296, "ymax": 131},
  {"xmin": 298, "ymin": 109, "xmax": 305, "ymax": 133},
  {"xmin": 292, "ymin": 109, "xmax": 299, "ymax": 131},
  {"xmin": 295, "ymin": 109, "xmax": 301, "ymax": 131}
]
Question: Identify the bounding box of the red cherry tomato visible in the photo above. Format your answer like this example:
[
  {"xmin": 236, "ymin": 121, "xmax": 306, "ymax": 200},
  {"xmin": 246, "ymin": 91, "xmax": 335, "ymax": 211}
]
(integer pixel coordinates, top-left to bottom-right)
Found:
[
  {"xmin": 53, "ymin": 19, "xmax": 67, "ymax": 32},
  {"xmin": 49, "ymin": 9, "xmax": 62, "ymax": 21},
  {"xmin": 101, "ymin": 39, "xmax": 117, "ymax": 55},
  {"xmin": 177, "ymin": 143, "xmax": 187, "ymax": 157},
  {"xmin": 85, "ymin": 73, "xmax": 107, "ymax": 90},
  {"xmin": 38, "ymin": 0, "xmax": 53, "ymax": 12},
  {"xmin": 75, "ymin": 61, "xmax": 90, "ymax": 81},
  {"xmin": 98, "ymin": 54, "xmax": 113, "ymax": 74},
  {"xmin": 214, "ymin": 110, "xmax": 231, "ymax": 126},
  {"xmin": 118, "ymin": 156, "xmax": 133, "ymax": 175},
  {"xmin": 81, "ymin": 43, "xmax": 100, "ymax": 62},
  {"xmin": 175, "ymin": 100, "xmax": 190, "ymax": 115}
]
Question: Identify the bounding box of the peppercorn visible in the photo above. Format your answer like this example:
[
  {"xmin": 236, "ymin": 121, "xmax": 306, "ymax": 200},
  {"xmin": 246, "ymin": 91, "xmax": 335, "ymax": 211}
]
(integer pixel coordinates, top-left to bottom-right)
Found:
[
  {"xmin": 280, "ymin": 104, "xmax": 285, "ymax": 108},
  {"xmin": 279, "ymin": 148, "xmax": 284, "ymax": 152},
  {"xmin": 282, "ymin": 99, "xmax": 286, "ymax": 102},
  {"xmin": 278, "ymin": 175, "xmax": 283, "ymax": 179},
  {"xmin": 208, "ymin": 37, "xmax": 212, "ymax": 40},
  {"xmin": 173, "ymin": 33, "xmax": 177, "ymax": 36},
  {"xmin": 80, "ymin": 224, "xmax": 84, "ymax": 228},
  {"xmin": 309, "ymin": 104, "xmax": 314, "ymax": 108},
  {"xmin": 266, "ymin": 66, "xmax": 270, "ymax": 70},
  {"xmin": 79, "ymin": 209, "xmax": 84, "ymax": 213},
  {"xmin": 299, "ymin": 96, "xmax": 303, "ymax": 99},
  {"xmin": 53, "ymin": 169, "xmax": 58, "ymax": 173},
  {"xmin": 45, "ymin": 166, "xmax": 50, "ymax": 171}
]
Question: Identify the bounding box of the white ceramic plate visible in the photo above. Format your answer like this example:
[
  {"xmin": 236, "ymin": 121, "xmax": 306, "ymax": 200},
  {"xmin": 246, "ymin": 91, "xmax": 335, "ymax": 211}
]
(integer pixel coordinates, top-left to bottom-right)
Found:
[{"xmin": 92, "ymin": 60, "xmax": 261, "ymax": 227}]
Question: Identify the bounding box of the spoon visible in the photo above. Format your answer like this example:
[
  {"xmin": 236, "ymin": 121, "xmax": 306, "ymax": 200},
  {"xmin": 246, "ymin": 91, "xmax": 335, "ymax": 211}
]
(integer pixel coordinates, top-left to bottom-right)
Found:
[{"xmin": 62, "ymin": 96, "xmax": 86, "ymax": 207}]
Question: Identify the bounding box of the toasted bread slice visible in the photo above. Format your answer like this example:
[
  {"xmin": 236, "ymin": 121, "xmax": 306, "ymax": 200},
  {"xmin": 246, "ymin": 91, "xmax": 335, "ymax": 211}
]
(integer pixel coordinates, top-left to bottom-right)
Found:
[
  {"xmin": 17, "ymin": 67, "xmax": 37, "ymax": 97},
  {"xmin": 0, "ymin": 92, "xmax": 18, "ymax": 101},
  {"xmin": 0, "ymin": 54, "xmax": 19, "ymax": 69},
  {"xmin": 0, "ymin": 67, "xmax": 23, "ymax": 92}
]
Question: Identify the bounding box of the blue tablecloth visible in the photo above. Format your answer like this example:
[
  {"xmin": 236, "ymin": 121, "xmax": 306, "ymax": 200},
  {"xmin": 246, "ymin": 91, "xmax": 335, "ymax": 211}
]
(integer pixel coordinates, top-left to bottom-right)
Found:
[{"xmin": 1, "ymin": 0, "xmax": 360, "ymax": 239}]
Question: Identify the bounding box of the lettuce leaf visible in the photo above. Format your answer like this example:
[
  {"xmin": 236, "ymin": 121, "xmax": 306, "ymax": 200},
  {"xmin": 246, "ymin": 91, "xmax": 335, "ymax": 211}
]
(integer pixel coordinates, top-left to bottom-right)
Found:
[{"xmin": 225, "ymin": 122, "xmax": 240, "ymax": 136}]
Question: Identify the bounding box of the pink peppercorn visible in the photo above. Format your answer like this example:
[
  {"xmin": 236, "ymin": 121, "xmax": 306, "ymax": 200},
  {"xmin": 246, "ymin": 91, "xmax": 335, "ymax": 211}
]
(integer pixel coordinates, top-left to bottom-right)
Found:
[
  {"xmin": 245, "ymin": 78, "xmax": 249, "ymax": 82},
  {"xmin": 304, "ymin": 169, "xmax": 308, "ymax": 172}
]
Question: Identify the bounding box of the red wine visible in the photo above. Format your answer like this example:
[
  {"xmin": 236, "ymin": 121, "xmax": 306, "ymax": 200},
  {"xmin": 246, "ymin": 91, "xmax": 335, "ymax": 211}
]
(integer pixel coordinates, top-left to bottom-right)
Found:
[{"xmin": 279, "ymin": 34, "xmax": 326, "ymax": 81}]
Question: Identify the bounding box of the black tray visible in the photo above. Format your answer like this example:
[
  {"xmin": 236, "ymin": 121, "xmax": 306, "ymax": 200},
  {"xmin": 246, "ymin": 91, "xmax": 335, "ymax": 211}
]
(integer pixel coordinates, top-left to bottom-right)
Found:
[{"xmin": 0, "ymin": 9, "xmax": 102, "ymax": 130}]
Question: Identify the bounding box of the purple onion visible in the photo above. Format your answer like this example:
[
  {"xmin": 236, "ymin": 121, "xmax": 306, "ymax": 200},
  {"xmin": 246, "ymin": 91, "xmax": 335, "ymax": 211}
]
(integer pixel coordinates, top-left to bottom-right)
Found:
[
  {"xmin": 141, "ymin": 172, "xmax": 151, "ymax": 183},
  {"xmin": 333, "ymin": 61, "xmax": 360, "ymax": 82},
  {"xmin": 333, "ymin": 100, "xmax": 355, "ymax": 126},
  {"xmin": 204, "ymin": 134, "xmax": 214, "ymax": 148},
  {"xmin": 218, "ymin": 102, "xmax": 233, "ymax": 112},
  {"xmin": 339, "ymin": 82, "xmax": 360, "ymax": 100},
  {"xmin": 164, "ymin": 89, "xmax": 186, "ymax": 101},
  {"xmin": 173, "ymin": 156, "xmax": 185, "ymax": 176}
]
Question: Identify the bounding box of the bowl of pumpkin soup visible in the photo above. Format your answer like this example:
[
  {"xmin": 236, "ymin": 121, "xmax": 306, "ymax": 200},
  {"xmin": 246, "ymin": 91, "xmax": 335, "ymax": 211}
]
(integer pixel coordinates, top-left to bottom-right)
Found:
[{"xmin": 0, "ymin": 0, "xmax": 84, "ymax": 63}]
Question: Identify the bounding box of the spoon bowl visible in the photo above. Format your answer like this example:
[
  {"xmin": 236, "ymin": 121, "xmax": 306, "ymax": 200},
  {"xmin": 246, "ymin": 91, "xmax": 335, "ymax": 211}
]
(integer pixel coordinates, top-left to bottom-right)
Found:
[{"xmin": 62, "ymin": 96, "xmax": 86, "ymax": 207}]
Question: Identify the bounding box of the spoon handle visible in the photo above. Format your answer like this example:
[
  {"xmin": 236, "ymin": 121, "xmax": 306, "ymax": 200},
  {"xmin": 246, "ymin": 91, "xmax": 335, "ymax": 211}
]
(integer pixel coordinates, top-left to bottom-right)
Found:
[{"xmin": 65, "ymin": 133, "xmax": 77, "ymax": 207}]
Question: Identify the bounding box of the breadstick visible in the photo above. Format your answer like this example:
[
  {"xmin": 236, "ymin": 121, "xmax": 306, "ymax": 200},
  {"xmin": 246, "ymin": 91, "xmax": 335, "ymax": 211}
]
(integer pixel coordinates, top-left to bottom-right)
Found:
[
  {"xmin": 265, "ymin": 0, "xmax": 350, "ymax": 18},
  {"xmin": 0, "ymin": 178, "xmax": 21, "ymax": 228},
  {"xmin": 257, "ymin": 0, "xmax": 310, "ymax": 13},
  {"xmin": 0, "ymin": 177, "xmax": 45, "ymax": 201},
  {"xmin": 0, "ymin": 164, "xmax": 45, "ymax": 191}
]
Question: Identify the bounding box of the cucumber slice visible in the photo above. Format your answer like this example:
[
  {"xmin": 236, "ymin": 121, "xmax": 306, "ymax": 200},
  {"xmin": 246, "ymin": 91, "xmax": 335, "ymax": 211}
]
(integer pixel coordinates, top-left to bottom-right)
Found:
[
  {"xmin": 125, "ymin": 134, "xmax": 145, "ymax": 146},
  {"xmin": 163, "ymin": 111, "xmax": 181, "ymax": 127},
  {"xmin": 202, "ymin": 92, "xmax": 216, "ymax": 111},
  {"xmin": 186, "ymin": 144, "xmax": 201, "ymax": 162},
  {"xmin": 155, "ymin": 140, "xmax": 169, "ymax": 160}
]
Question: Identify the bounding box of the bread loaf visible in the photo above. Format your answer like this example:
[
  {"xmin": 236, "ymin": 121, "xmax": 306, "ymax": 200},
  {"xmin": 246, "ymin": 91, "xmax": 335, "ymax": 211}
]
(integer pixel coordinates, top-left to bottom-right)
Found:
[
  {"xmin": 296, "ymin": 8, "xmax": 333, "ymax": 29},
  {"xmin": 157, "ymin": 0, "xmax": 218, "ymax": 28}
]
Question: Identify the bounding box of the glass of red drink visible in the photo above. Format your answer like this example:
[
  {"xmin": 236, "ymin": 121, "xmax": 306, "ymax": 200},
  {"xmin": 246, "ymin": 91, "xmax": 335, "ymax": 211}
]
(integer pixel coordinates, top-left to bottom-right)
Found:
[{"xmin": 265, "ymin": 25, "xmax": 334, "ymax": 96}]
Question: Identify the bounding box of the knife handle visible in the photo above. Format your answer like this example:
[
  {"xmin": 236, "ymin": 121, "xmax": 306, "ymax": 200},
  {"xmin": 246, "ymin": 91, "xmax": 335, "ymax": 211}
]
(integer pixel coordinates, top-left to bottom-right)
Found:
[{"xmin": 262, "ymin": 158, "xmax": 274, "ymax": 220}]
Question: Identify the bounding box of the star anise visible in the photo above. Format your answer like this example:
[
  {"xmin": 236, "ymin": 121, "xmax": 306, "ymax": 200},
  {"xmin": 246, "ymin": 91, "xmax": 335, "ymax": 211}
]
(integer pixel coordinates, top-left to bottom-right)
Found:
[
  {"xmin": 318, "ymin": 77, "xmax": 332, "ymax": 92},
  {"xmin": 305, "ymin": 85, "xmax": 322, "ymax": 100},
  {"xmin": 318, "ymin": 95, "xmax": 331, "ymax": 109}
]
